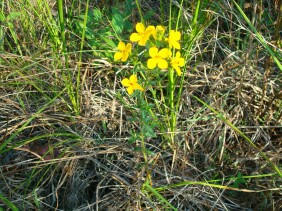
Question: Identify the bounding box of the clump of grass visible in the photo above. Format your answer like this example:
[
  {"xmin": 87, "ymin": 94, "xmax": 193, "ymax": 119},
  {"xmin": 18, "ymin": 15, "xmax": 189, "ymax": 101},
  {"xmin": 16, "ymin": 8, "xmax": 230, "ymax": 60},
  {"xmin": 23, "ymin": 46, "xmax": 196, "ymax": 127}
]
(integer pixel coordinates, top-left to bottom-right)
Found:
[{"xmin": 0, "ymin": 0, "xmax": 282, "ymax": 210}]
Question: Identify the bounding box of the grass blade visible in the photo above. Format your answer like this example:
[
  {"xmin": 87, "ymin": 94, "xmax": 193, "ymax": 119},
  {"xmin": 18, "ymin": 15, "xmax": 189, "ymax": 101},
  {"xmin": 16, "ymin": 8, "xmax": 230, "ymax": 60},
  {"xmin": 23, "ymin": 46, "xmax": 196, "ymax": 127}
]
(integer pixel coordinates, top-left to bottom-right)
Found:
[
  {"xmin": 232, "ymin": 0, "xmax": 282, "ymax": 71},
  {"xmin": 0, "ymin": 194, "xmax": 18, "ymax": 211}
]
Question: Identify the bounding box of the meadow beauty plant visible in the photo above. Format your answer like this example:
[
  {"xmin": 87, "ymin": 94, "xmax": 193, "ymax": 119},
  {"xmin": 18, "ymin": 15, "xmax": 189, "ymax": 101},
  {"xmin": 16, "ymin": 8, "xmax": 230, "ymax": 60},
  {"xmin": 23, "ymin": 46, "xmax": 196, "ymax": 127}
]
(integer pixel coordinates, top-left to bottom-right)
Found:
[
  {"xmin": 114, "ymin": 22, "xmax": 184, "ymax": 96},
  {"xmin": 121, "ymin": 74, "xmax": 144, "ymax": 95},
  {"xmin": 130, "ymin": 22, "xmax": 155, "ymax": 46},
  {"xmin": 114, "ymin": 22, "xmax": 185, "ymax": 143},
  {"xmin": 171, "ymin": 51, "xmax": 185, "ymax": 76},
  {"xmin": 114, "ymin": 41, "xmax": 132, "ymax": 62},
  {"xmin": 147, "ymin": 47, "xmax": 171, "ymax": 69}
]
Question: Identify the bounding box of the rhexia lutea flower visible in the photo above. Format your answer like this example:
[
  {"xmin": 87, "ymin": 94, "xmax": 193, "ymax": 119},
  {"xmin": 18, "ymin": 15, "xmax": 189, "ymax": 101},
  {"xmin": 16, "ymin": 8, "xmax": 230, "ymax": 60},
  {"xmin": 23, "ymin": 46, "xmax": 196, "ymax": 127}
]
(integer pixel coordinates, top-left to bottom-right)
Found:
[
  {"xmin": 114, "ymin": 41, "xmax": 132, "ymax": 62},
  {"xmin": 130, "ymin": 22, "xmax": 155, "ymax": 46},
  {"xmin": 121, "ymin": 75, "xmax": 144, "ymax": 95},
  {"xmin": 171, "ymin": 51, "xmax": 185, "ymax": 76},
  {"xmin": 166, "ymin": 30, "xmax": 181, "ymax": 49},
  {"xmin": 147, "ymin": 47, "xmax": 171, "ymax": 70}
]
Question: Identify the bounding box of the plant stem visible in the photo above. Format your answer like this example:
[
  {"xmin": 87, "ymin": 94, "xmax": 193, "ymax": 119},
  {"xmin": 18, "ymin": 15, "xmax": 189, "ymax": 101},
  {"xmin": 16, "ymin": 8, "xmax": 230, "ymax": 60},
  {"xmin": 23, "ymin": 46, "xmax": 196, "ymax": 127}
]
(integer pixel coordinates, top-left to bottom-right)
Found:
[{"xmin": 57, "ymin": 0, "xmax": 79, "ymax": 114}]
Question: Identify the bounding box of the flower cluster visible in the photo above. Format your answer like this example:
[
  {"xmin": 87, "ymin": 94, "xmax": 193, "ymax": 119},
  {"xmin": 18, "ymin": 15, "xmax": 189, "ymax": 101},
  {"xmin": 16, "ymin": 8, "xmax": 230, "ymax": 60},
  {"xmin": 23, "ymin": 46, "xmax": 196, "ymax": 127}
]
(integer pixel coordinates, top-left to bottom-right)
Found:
[{"xmin": 114, "ymin": 22, "xmax": 185, "ymax": 95}]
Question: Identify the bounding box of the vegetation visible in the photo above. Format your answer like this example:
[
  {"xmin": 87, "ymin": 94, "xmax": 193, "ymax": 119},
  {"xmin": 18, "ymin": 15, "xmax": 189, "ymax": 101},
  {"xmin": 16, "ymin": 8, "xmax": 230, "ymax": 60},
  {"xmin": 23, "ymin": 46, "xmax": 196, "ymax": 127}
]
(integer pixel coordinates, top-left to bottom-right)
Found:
[{"xmin": 0, "ymin": 0, "xmax": 281, "ymax": 210}]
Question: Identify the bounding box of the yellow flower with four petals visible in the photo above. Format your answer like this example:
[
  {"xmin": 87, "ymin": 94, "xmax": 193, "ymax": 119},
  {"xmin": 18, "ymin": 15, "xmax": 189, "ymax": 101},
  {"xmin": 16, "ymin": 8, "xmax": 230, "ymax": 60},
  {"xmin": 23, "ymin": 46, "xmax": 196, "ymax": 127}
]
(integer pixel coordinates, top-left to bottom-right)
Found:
[
  {"xmin": 130, "ymin": 22, "xmax": 155, "ymax": 46},
  {"xmin": 114, "ymin": 41, "xmax": 132, "ymax": 62},
  {"xmin": 121, "ymin": 74, "xmax": 144, "ymax": 95},
  {"xmin": 166, "ymin": 30, "xmax": 181, "ymax": 49},
  {"xmin": 170, "ymin": 51, "xmax": 185, "ymax": 76},
  {"xmin": 147, "ymin": 47, "xmax": 171, "ymax": 70}
]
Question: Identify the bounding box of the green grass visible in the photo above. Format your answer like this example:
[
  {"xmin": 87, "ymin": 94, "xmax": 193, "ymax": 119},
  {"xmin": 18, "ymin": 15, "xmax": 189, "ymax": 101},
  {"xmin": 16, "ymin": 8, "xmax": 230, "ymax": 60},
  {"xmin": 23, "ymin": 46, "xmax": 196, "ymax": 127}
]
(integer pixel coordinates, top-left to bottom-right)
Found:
[{"xmin": 0, "ymin": 0, "xmax": 282, "ymax": 210}]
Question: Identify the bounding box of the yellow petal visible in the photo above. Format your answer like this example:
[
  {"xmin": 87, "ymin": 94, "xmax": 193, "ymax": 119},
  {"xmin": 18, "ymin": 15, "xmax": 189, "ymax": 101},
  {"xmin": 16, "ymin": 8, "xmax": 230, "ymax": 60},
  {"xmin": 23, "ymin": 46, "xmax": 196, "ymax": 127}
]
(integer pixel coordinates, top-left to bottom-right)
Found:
[
  {"xmin": 149, "ymin": 47, "xmax": 158, "ymax": 57},
  {"xmin": 147, "ymin": 58, "xmax": 157, "ymax": 69},
  {"xmin": 114, "ymin": 52, "xmax": 123, "ymax": 61},
  {"xmin": 130, "ymin": 33, "xmax": 141, "ymax": 42},
  {"xmin": 174, "ymin": 66, "xmax": 182, "ymax": 76},
  {"xmin": 136, "ymin": 22, "xmax": 145, "ymax": 33},
  {"xmin": 173, "ymin": 30, "xmax": 181, "ymax": 40},
  {"xmin": 127, "ymin": 86, "xmax": 134, "ymax": 95},
  {"xmin": 175, "ymin": 51, "xmax": 181, "ymax": 58},
  {"xmin": 121, "ymin": 53, "xmax": 129, "ymax": 62},
  {"xmin": 173, "ymin": 42, "xmax": 181, "ymax": 49},
  {"xmin": 138, "ymin": 37, "xmax": 148, "ymax": 46},
  {"xmin": 178, "ymin": 57, "xmax": 185, "ymax": 66},
  {"xmin": 158, "ymin": 48, "xmax": 170, "ymax": 58},
  {"xmin": 121, "ymin": 78, "xmax": 130, "ymax": 87},
  {"xmin": 129, "ymin": 74, "xmax": 138, "ymax": 84},
  {"xmin": 158, "ymin": 59, "xmax": 168, "ymax": 69},
  {"xmin": 133, "ymin": 83, "xmax": 144, "ymax": 91},
  {"xmin": 145, "ymin": 25, "xmax": 155, "ymax": 35},
  {"xmin": 117, "ymin": 41, "xmax": 125, "ymax": 51},
  {"xmin": 125, "ymin": 43, "xmax": 132, "ymax": 52}
]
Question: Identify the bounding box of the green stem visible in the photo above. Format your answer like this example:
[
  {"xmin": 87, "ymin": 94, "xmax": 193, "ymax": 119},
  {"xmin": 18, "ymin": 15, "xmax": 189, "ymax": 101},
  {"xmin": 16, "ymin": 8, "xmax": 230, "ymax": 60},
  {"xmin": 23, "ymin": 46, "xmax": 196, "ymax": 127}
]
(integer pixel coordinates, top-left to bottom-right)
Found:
[
  {"xmin": 57, "ymin": 0, "xmax": 78, "ymax": 114},
  {"xmin": 135, "ymin": 0, "xmax": 144, "ymax": 24},
  {"xmin": 77, "ymin": 0, "xmax": 89, "ymax": 114},
  {"xmin": 168, "ymin": 67, "xmax": 176, "ymax": 140},
  {"xmin": 57, "ymin": 0, "xmax": 68, "ymax": 69}
]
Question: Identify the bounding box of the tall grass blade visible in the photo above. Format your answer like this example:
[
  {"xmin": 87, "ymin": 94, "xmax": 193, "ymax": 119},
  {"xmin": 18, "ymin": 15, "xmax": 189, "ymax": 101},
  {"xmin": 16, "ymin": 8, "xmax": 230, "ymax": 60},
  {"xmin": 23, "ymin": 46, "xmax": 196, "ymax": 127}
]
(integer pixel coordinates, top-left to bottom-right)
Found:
[
  {"xmin": 143, "ymin": 182, "xmax": 177, "ymax": 211},
  {"xmin": 57, "ymin": 0, "xmax": 78, "ymax": 114},
  {"xmin": 232, "ymin": 0, "xmax": 282, "ymax": 71},
  {"xmin": 0, "ymin": 193, "xmax": 19, "ymax": 211}
]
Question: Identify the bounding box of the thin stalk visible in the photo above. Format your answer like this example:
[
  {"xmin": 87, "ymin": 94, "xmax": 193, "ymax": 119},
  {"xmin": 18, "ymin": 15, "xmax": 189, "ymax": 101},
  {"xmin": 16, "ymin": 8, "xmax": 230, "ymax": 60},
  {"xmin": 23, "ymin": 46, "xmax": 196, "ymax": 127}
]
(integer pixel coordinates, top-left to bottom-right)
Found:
[
  {"xmin": 155, "ymin": 179, "xmax": 276, "ymax": 193},
  {"xmin": 135, "ymin": 0, "xmax": 144, "ymax": 24},
  {"xmin": 77, "ymin": 0, "xmax": 89, "ymax": 114},
  {"xmin": 168, "ymin": 0, "xmax": 175, "ymax": 142},
  {"xmin": 57, "ymin": 0, "xmax": 78, "ymax": 114},
  {"xmin": 176, "ymin": 0, "xmax": 201, "ymax": 113},
  {"xmin": 168, "ymin": 0, "xmax": 185, "ymax": 141},
  {"xmin": 57, "ymin": 0, "xmax": 68, "ymax": 68},
  {"xmin": 155, "ymin": 172, "xmax": 277, "ymax": 192}
]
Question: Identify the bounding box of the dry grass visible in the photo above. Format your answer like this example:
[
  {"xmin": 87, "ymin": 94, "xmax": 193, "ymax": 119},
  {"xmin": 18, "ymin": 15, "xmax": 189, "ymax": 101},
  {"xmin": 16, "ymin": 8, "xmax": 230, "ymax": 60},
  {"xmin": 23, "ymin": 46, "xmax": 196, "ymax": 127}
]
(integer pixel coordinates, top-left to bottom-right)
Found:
[{"xmin": 1, "ymin": 0, "xmax": 282, "ymax": 210}]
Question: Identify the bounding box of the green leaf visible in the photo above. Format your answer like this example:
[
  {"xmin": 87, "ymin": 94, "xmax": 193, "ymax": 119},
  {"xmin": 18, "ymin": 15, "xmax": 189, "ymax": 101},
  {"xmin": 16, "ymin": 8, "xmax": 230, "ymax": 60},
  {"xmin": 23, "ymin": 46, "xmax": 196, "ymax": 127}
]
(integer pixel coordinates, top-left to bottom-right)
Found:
[
  {"xmin": 112, "ymin": 13, "xmax": 123, "ymax": 35},
  {"xmin": 100, "ymin": 36, "xmax": 116, "ymax": 48}
]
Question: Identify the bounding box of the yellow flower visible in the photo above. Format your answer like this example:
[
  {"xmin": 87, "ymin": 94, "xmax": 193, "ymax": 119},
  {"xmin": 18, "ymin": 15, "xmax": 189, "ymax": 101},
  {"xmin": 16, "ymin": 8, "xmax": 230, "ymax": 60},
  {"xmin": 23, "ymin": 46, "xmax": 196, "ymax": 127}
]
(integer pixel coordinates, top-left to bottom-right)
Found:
[
  {"xmin": 121, "ymin": 74, "xmax": 144, "ymax": 95},
  {"xmin": 114, "ymin": 41, "xmax": 132, "ymax": 62},
  {"xmin": 153, "ymin": 25, "xmax": 165, "ymax": 40},
  {"xmin": 171, "ymin": 51, "xmax": 185, "ymax": 76},
  {"xmin": 166, "ymin": 30, "xmax": 181, "ymax": 49},
  {"xmin": 130, "ymin": 22, "xmax": 155, "ymax": 46},
  {"xmin": 147, "ymin": 47, "xmax": 171, "ymax": 69}
]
